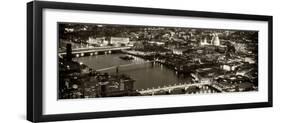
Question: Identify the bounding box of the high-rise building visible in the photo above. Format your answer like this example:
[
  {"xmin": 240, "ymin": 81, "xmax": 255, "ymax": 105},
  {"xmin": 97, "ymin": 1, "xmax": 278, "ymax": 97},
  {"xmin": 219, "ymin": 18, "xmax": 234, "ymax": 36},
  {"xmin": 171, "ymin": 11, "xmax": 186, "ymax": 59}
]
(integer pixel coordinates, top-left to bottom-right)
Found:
[{"xmin": 66, "ymin": 43, "xmax": 72, "ymax": 61}]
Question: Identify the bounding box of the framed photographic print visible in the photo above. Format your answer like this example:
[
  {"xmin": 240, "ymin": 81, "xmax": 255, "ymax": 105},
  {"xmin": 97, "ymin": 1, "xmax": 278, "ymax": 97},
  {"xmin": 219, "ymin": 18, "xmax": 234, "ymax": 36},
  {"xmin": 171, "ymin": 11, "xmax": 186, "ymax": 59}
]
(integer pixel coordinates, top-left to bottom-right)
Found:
[{"xmin": 27, "ymin": 1, "xmax": 273, "ymax": 122}]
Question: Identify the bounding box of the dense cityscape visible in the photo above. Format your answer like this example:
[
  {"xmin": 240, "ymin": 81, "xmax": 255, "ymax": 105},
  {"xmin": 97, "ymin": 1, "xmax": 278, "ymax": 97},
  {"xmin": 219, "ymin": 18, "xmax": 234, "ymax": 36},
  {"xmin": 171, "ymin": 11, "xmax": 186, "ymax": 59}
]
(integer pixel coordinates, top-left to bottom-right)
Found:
[{"xmin": 58, "ymin": 23, "xmax": 258, "ymax": 99}]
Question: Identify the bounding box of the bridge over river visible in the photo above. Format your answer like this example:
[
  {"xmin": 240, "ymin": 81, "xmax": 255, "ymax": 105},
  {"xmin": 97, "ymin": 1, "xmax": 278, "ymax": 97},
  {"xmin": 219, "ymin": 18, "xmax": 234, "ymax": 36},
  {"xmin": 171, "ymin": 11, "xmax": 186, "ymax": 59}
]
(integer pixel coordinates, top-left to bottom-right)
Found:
[
  {"xmin": 96, "ymin": 60, "xmax": 155, "ymax": 71},
  {"xmin": 59, "ymin": 46, "xmax": 131, "ymax": 56},
  {"xmin": 137, "ymin": 81, "xmax": 224, "ymax": 95}
]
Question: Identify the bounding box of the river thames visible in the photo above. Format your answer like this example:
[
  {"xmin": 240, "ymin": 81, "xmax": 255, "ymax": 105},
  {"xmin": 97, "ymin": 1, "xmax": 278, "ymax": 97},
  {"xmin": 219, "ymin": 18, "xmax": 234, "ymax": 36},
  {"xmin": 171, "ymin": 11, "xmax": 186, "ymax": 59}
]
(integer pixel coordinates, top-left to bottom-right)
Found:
[{"xmin": 73, "ymin": 53, "xmax": 191, "ymax": 90}]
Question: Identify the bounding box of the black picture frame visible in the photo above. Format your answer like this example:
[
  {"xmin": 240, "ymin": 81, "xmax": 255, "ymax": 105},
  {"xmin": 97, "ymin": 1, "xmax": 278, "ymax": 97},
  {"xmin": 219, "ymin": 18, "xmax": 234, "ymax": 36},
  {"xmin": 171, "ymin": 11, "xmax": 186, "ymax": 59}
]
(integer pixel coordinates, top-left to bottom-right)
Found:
[{"xmin": 27, "ymin": 1, "xmax": 273, "ymax": 122}]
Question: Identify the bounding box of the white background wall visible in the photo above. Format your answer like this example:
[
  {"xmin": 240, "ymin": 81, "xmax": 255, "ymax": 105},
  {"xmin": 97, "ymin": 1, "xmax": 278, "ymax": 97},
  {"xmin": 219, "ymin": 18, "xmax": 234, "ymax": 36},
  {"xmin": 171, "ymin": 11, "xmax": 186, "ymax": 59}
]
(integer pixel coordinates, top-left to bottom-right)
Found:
[{"xmin": 0, "ymin": 0, "xmax": 280, "ymax": 122}]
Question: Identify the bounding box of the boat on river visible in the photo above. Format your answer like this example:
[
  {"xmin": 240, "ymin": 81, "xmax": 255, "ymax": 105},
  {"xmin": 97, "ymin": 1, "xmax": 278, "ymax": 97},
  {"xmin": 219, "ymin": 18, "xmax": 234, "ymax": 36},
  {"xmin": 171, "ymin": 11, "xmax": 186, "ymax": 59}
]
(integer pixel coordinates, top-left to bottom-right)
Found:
[{"xmin": 119, "ymin": 55, "xmax": 134, "ymax": 60}]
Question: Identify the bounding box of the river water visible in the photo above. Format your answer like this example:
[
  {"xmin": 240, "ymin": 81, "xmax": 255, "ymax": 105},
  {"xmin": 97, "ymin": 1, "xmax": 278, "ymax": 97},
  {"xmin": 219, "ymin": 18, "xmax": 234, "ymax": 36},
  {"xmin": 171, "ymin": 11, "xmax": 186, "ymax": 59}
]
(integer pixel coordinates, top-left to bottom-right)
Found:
[{"xmin": 74, "ymin": 53, "xmax": 191, "ymax": 90}]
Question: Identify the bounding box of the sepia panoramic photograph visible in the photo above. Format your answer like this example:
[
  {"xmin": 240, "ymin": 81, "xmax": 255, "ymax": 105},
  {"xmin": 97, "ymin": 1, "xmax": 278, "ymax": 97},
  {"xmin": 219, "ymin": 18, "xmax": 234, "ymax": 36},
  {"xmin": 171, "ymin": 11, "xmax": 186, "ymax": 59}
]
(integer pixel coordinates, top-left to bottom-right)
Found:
[{"xmin": 58, "ymin": 22, "xmax": 258, "ymax": 99}]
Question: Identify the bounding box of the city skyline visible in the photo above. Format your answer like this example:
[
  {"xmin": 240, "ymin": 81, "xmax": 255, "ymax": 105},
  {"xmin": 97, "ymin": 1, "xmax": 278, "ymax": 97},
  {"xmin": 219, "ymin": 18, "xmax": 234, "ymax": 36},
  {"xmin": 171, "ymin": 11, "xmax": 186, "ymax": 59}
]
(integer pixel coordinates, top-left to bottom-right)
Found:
[{"xmin": 58, "ymin": 22, "xmax": 258, "ymax": 99}]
